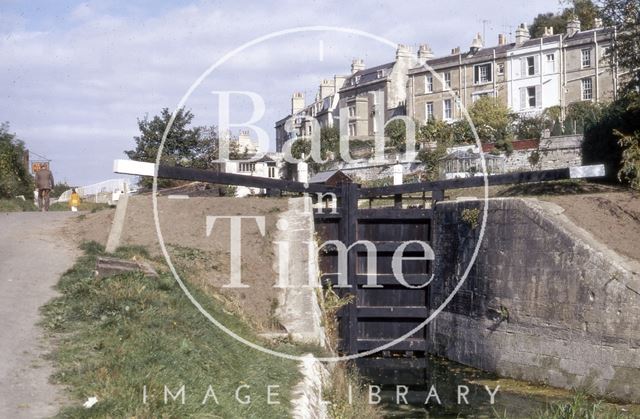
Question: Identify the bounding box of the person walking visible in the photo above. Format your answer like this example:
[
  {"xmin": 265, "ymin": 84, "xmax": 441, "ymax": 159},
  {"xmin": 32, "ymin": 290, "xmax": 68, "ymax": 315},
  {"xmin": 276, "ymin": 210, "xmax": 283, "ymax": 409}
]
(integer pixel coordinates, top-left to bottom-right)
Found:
[
  {"xmin": 68, "ymin": 188, "xmax": 80, "ymax": 212},
  {"xmin": 35, "ymin": 167, "xmax": 54, "ymax": 211}
]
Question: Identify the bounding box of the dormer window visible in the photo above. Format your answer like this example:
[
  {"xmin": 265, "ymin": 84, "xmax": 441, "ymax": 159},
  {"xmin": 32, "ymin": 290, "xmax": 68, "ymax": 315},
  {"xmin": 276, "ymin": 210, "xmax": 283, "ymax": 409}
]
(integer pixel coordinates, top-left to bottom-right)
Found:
[{"xmin": 376, "ymin": 69, "xmax": 384, "ymax": 79}]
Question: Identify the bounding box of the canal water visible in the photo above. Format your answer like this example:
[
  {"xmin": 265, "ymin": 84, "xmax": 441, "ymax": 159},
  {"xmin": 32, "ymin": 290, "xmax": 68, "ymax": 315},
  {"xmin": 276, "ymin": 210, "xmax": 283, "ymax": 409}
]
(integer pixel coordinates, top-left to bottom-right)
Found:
[{"xmin": 356, "ymin": 354, "xmax": 640, "ymax": 418}]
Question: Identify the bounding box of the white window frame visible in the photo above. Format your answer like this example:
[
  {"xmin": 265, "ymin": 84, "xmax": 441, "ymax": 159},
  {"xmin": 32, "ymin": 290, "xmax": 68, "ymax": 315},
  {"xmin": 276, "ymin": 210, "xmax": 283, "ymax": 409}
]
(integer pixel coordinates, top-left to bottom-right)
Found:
[
  {"xmin": 443, "ymin": 99, "xmax": 453, "ymax": 120},
  {"xmin": 425, "ymin": 75, "xmax": 433, "ymax": 93},
  {"xmin": 546, "ymin": 53, "xmax": 555, "ymax": 72},
  {"xmin": 527, "ymin": 56, "xmax": 536, "ymax": 76},
  {"xmin": 582, "ymin": 77, "xmax": 593, "ymax": 100},
  {"xmin": 474, "ymin": 63, "xmax": 492, "ymax": 84},
  {"xmin": 348, "ymin": 122, "xmax": 356, "ymax": 136},
  {"xmin": 425, "ymin": 102, "xmax": 434, "ymax": 121},
  {"xmin": 527, "ymin": 86, "xmax": 536, "ymax": 108},
  {"xmin": 443, "ymin": 72, "xmax": 451, "ymax": 89},
  {"xmin": 581, "ymin": 48, "xmax": 592, "ymax": 68}
]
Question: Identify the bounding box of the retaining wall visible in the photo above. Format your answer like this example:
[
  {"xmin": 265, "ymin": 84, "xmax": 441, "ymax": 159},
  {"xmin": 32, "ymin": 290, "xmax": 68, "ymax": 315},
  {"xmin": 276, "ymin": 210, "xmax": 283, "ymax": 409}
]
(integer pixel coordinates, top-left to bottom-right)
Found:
[{"xmin": 429, "ymin": 198, "xmax": 640, "ymax": 402}]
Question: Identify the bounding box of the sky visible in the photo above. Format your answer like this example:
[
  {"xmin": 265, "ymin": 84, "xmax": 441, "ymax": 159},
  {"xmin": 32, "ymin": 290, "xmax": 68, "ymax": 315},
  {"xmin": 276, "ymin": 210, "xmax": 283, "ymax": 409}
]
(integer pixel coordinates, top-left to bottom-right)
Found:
[{"xmin": 0, "ymin": 0, "xmax": 564, "ymax": 185}]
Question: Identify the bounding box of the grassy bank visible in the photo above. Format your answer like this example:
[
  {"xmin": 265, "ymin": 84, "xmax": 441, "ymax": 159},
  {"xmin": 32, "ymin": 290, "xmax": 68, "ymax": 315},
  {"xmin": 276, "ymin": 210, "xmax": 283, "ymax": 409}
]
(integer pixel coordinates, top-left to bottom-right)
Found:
[
  {"xmin": 41, "ymin": 242, "xmax": 307, "ymax": 418},
  {"xmin": 0, "ymin": 198, "xmax": 37, "ymax": 211},
  {"xmin": 49, "ymin": 201, "xmax": 111, "ymax": 212}
]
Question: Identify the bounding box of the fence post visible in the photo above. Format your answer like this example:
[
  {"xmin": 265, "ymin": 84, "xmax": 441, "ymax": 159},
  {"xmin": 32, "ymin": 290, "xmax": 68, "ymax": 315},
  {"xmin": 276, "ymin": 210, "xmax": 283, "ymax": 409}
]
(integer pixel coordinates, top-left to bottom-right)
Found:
[
  {"xmin": 338, "ymin": 181, "xmax": 359, "ymax": 355},
  {"xmin": 393, "ymin": 163, "xmax": 403, "ymax": 208}
]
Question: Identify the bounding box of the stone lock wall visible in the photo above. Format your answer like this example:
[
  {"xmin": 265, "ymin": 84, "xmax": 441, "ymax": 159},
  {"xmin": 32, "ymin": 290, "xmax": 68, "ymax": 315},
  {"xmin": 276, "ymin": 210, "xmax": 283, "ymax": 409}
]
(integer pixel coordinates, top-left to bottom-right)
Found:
[{"xmin": 429, "ymin": 198, "xmax": 640, "ymax": 402}]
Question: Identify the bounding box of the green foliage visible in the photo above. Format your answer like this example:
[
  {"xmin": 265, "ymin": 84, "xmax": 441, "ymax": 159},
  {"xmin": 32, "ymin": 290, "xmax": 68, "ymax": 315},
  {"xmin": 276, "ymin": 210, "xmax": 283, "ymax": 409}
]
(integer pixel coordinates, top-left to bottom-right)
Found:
[
  {"xmin": 600, "ymin": 0, "xmax": 640, "ymax": 92},
  {"xmin": 616, "ymin": 129, "xmax": 640, "ymax": 190},
  {"xmin": 124, "ymin": 108, "xmax": 224, "ymax": 188},
  {"xmin": 529, "ymin": 0, "xmax": 600, "ymax": 38},
  {"xmin": 0, "ymin": 198, "xmax": 37, "ymax": 212},
  {"xmin": 582, "ymin": 92, "xmax": 640, "ymax": 182},
  {"xmin": 384, "ymin": 119, "xmax": 409, "ymax": 151},
  {"xmin": 51, "ymin": 182, "xmax": 71, "ymax": 198},
  {"xmin": 467, "ymin": 97, "xmax": 513, "ymax": 152},
  {"xmin": 0, "ymin": 122, "xmax": 33, "ymax": 199},
  {"xmin": 461, "ymin": 207, "xmax": 481, "ymax": 229},
  {"xmin": 532, "ymin": 392, "xmax": 626, "ymax": 419},
  {"xmin": 41, "ymin": 243, "xmax": 303, "ymax": 418}
]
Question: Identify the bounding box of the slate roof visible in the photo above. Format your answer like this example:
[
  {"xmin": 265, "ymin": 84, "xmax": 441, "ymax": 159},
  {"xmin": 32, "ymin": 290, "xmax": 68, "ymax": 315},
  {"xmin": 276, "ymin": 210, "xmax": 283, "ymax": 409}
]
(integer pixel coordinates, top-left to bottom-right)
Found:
[{"xmin": 341, "ymin": 62, "xmax": 395, "ymax": 91}]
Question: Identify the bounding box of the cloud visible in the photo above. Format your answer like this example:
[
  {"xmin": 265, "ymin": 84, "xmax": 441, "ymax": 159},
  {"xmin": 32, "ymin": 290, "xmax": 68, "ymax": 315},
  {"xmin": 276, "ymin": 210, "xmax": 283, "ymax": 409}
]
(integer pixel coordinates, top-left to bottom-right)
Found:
[{"xmin": 0, "ymin": 0, "xmax": 560, "ymax": 185}]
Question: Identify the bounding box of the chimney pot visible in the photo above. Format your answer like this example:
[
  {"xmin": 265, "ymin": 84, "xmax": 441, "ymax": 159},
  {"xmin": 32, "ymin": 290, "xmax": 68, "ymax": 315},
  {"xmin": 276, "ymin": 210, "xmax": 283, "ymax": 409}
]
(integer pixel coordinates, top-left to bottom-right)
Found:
[
  {"xmin": 515, "ymin": 23, "xmax": 531, "ymax": 46},
  {"xmin": 566, "ymin": 18, "xmax": 581, "ymax": 37},
  {"xmin": 351, "ymin": 58, "xmax": 365, "ymax": 74}
]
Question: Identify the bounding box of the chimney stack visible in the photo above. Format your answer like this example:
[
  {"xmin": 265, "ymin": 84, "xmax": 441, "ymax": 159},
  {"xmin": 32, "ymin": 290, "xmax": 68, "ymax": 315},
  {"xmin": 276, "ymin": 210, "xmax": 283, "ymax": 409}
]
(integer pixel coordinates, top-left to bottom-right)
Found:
[
  {"xmin": 451, "ymin": 46, "xmax": 461, "ymax": 55},
  {"xmin": 417, "ymin": 44, "xmax": 434, "ymax": 65},
  {"xmin": 566, "ymin": 17, "xmax": 581, "ymax": 37},
  {"xmin": 319, "ymin": 79, "xmax": 335, "ymax": 99},
  {"xmin": 543, "ymin": 26, "xmax": 554, "ymax": 37},
  {"xmin": 469, "ymin": 33, "xmax": 483, "ymax": 54},
  {"xmin": 594, "ymin": 18, "xmax": 603, "ymax": 28},
  {"xmin": 515, "ymin": 23, "xmax": 531, "ymax": 46},
  {"xmin": 351, "ymin": 58, "xmax": 365, "ymax": 74},
  {"xmin": 291, "ymin": 92, "xmax": 305, "ymax": 115},
  {"xmin": 498, "ymin": 33, "xmax": 507, "ymax": 46}
]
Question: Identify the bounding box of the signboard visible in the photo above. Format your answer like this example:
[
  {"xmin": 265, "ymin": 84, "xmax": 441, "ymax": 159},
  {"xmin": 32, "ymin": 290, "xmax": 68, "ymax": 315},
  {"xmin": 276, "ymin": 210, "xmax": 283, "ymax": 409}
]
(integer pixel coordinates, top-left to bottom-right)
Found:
[{"xmin": 31, "ymin": 161, "xmax": 50, "ymax": 172}]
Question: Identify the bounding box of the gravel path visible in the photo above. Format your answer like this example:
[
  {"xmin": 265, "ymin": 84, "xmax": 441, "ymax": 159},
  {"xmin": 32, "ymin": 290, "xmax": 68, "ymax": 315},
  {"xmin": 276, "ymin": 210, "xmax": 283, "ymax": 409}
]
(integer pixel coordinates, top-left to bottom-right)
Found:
[{"xmin": 0, "ymin": 212, "xmax": 80, "ymax": 418}]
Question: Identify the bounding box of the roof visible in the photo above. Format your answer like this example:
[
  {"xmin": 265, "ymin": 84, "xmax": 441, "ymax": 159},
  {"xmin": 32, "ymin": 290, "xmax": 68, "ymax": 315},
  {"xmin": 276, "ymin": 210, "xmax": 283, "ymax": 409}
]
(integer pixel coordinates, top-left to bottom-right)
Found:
[
  {"xmin": 340, "ymin": 62, "xmax": 395, "ymax": 91},
  {"xmin": 411, "ymin": 27, "xmax": 613, "ymax": 73},
  {"xmin": 308, "ymin": 170, "xmax": 352, "ymax": 184}
]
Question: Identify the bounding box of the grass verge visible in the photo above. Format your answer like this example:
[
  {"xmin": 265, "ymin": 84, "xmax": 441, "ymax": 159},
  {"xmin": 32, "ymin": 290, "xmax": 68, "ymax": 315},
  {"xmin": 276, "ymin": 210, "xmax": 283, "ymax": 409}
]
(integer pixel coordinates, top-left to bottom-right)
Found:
[
  {"xmin": 41, "ymin": 242, "xmax": 306, "ymax": 418},
  {"xmin": 0, "ymin": 198, "xmax": 37, "ymax": 211}
]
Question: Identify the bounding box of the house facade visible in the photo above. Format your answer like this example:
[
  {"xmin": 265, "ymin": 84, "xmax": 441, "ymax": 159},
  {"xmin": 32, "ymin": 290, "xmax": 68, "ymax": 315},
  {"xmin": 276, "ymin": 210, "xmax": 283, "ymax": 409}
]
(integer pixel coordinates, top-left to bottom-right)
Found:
[
  {"xmin": 407, "ymin": 18, "xmax": 618, "ymax": 123},
  {"xmin": 407, "ymin": 33, "xmax": 510, "ymax": 123}
]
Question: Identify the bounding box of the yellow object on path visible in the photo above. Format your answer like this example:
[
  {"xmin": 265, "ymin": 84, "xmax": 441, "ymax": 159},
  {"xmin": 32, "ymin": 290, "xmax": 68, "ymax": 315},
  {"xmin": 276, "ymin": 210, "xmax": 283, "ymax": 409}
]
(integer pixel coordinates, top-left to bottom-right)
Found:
[{"xmin": 69, "ymin": 192, "xmax": 81, "ymax": 208}]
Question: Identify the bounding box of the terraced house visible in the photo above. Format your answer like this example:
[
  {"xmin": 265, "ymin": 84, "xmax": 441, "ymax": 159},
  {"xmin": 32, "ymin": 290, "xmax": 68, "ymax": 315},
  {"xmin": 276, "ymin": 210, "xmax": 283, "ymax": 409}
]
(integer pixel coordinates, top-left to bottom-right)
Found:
[
  {"xmin": 275, "ymin": 18, "xmax": 620, "ymax": 150},
  {"xmin": 408, "ymin": 18, "xmax": 619, "ymax": 124}
]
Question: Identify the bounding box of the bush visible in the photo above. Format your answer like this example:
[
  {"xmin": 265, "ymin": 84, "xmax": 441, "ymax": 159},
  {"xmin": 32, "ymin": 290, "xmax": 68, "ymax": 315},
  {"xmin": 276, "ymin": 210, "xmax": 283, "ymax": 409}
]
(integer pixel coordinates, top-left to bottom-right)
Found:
[
  {"xmin": 0, "ymin": 123, "xmax": 33, "ymax": 199},
  {"xmin": 582, "ymin": 93, "xmax": 640, "ymax": 183}
]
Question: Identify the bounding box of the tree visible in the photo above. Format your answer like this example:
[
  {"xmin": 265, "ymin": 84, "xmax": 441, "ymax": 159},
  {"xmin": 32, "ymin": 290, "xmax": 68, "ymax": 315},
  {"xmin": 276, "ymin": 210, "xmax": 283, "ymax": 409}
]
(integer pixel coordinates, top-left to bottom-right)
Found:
[
  {"xmin": 0, "ymin": 122, "xmax": 33, "ymax": 199},
  {"xmin": 125, "ymin": 108, "xmax": 222, "ymax": 187},
  {"xmin": 600, "ymin": 0, "xmax": 640, "ymax": 92},
  {"xmin": 529, "ymin": 0, "xmax": 600, "ymax": 38},
  {"xmin": 467, "ymin": 97, "xmax": 513, "ymax": 152}
]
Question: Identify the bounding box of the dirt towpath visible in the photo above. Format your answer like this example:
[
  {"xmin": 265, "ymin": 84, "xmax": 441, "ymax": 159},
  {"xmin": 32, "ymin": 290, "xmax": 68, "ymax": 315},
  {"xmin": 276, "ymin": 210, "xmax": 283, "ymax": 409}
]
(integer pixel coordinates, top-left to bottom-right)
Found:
[{"xmin": 0, "ymin": 212, "xmax": 79, "ymax": 418}]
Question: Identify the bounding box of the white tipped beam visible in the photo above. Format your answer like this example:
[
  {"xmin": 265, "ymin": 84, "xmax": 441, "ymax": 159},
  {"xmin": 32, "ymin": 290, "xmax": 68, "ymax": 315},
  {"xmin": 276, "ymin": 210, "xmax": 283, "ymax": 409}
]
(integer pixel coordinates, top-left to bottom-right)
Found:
[
  {"xmin": 113, "ymin": 159, "xmax": 156, "ymax": 176},
  {"xmin": 569, "ymin": 164, "xmax": 605, "ymax": 179}
]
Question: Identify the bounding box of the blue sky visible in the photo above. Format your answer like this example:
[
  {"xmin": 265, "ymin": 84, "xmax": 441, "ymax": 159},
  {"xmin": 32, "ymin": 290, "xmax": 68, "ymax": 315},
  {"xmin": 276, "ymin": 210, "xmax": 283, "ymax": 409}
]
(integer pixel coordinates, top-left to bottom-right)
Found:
[{"xmin": 0, "ymin": 0, "xmax": 562, "ymax": 185}]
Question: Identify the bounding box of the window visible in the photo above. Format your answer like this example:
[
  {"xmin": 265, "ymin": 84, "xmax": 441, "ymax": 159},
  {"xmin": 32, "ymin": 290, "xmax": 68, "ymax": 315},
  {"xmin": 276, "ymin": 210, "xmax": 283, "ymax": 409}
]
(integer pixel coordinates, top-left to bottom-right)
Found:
[
  {"xmin": 582, "ymin": 48, "xmax": 592, "ymax": 68},
  {"xmin": 520, "ymin": 86, "xmax": 540, "ymax": 109},
  {"xmin": 425, "ymin": 102, "xmax": 434, "ymax": 121},
  {"xmin": 348, "ymin": 123, "xmax": 356, "ymax": 136},
  {"xmin": 527, "ymin": 87, "xmax": 536, "ymax": 107},
  {"xmin": 268, "ymin": 166, "xmax": 276, "ymax": 178},
  {"xmin": 443, "ymin": 99, "xmax": 453, "ymax": 120},
  {"xmin": 527, "ymin": 56, "xmax": 536, "ymax": 76},
  {"xmin": 582, "ymin": 78, "xmax": 593, "ymax": 100},
  {"xmin": 348, "ymin": 105, "xmax": 356, "ymax": 118},
  {"xmin": 474, "ymin": 63, "xmax": 492, "ymax": 84},
  {"xmin": 497, "ymin": 63, "xmax": 505, "ymax": 75},
  {"xmin": 443, "ymin": 72, "xmax": 451, "ymax": 89},
  {"xmin": 425, "ymin": 75, "xmax": 433, "ymax": 93},
  {"xmin": 239, "ymin": 163, "xmax": 256, "ymax": 172},
  {"xmin": 376, "ymin": 69, "xmax": 384, "ymax": 79},
  {"xmin": 546, "ymin": 54, "xmax": 556, "ymax": 72}
]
